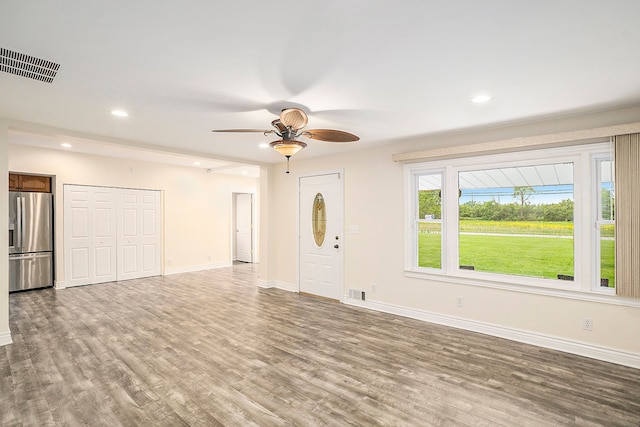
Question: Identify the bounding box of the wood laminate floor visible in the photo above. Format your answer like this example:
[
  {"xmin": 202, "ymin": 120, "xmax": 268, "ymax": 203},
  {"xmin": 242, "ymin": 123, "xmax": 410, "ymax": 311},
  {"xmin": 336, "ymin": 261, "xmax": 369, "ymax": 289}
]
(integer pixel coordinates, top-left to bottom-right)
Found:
[{"xmin": 2, "ymin": 264, "xmax": 640, "ymax": 426}]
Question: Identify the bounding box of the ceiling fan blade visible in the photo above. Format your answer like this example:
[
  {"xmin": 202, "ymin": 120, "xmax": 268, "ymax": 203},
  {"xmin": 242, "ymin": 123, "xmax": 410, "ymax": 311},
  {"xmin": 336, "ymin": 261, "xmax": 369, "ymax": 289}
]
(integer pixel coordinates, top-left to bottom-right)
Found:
[
  {"xmin": 280, "ymin": 108, "xmax": 308, "ymax": 130},
  {"xmin": 303, "ymin": 129, "xmax": 359, "ymax": 143},
  {"xmin": 212, "ymin": 129, "xmax": 272, "ymax": 133},
  {"xmin": 271, "ymin": 119, "xmax": 287, "ymax": 133}
]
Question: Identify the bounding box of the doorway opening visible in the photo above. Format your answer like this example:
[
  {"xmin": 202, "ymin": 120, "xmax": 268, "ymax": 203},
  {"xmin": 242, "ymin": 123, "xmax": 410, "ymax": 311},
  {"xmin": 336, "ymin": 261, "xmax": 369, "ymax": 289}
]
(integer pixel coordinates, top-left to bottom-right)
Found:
[{"xmin": 233, "ymin": 193, "xmax": 254, "ymax": 263}]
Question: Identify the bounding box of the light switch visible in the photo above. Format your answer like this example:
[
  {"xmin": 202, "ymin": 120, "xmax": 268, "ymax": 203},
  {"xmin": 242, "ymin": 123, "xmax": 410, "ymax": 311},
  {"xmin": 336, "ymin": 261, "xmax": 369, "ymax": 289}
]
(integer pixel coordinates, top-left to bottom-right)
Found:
[{"xmin": 348, "ymin": 225, "xmax": 359, "ymax": 234}]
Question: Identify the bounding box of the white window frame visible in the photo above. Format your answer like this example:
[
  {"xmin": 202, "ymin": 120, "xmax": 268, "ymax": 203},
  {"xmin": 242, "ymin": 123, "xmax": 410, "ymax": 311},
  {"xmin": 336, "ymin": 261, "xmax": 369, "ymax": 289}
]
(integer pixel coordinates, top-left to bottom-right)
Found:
[
  {"xmin": 592, "ymin": 153, "xmax": 615, "ymax": 295},
  {"xmin": 404, "ymin": 141, "xmax": 614, "ymax": 295},
  {"xmin": 409, "ymin": 170, "xmax": 445, "ymax": 272}
]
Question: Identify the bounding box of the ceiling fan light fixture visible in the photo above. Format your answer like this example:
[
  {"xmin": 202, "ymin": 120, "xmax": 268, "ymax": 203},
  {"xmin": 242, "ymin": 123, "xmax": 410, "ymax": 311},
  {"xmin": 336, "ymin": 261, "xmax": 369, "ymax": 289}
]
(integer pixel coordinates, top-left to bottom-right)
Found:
[
  {"xmin": 212, "ymin": 107, "xmax": 359, "ymax": 174},
  {"xmin": 269, "ymin": 139, "xmax": 307, "ymax": 158}
]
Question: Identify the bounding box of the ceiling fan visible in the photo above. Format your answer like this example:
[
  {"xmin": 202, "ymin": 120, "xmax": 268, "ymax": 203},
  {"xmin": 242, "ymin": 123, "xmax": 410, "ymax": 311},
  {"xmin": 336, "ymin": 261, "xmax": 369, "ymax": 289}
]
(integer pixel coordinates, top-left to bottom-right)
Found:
[{"xmin": 212, "ymin": 108, "xmax": 359, "ymax": 173}]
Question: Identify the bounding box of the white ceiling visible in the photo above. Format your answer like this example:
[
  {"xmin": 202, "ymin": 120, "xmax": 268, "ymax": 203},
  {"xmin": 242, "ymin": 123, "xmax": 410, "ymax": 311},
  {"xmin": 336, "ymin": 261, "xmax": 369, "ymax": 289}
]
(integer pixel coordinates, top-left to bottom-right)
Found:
[
  {"xmin": 8, "ymin": 130, "xmax": 261, "ymax": 178},
  {"xmin": 1, "ymin": 1, "xmax": 640, "ymax": 167}
]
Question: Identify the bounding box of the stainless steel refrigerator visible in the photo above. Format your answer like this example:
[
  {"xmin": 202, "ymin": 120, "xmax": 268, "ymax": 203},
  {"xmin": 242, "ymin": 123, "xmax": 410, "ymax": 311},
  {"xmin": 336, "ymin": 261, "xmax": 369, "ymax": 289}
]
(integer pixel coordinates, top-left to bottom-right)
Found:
[{"xmin": 9, "ymin": 192, "xmax": 53, "ymax": 292}]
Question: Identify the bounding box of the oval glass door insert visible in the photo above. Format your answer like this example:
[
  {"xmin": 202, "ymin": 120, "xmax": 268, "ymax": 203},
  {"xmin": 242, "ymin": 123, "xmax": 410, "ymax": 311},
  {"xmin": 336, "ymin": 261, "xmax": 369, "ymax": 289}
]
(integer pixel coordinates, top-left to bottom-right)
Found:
[{"xmin": 312, "ymin": 193, "xmax": 326, "ymax": 247}]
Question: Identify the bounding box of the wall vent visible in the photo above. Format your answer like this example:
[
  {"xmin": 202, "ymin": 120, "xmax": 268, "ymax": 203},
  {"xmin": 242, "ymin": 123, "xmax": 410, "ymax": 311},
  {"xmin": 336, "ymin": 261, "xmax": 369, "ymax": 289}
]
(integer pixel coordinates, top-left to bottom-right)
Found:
[
  {"xmin": 348, "ymin": 289, "xmax": 366, "ymax": 301},
  {"xmin": 0, "ymin": 47, "xmax": 60, "ymax": 83}
]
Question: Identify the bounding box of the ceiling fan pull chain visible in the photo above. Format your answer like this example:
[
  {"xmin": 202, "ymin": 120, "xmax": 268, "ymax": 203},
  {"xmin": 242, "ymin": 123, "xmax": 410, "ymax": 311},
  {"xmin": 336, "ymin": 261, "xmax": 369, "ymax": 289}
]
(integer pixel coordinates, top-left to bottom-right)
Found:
[{"xmin": 286, "ymin": 156, "xmax": 291, "ymax": 174}]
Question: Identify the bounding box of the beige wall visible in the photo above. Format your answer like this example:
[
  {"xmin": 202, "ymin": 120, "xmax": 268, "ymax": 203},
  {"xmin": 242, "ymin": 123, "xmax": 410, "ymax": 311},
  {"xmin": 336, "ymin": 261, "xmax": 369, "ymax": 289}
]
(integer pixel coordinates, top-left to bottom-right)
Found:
[
  {"xmin": 0, "ymin": 122, "xmax": 8, "ymax": 342},
  {"xmin": 264, "ymin": 107, "xmax": 640, "ymax": 358},
  {"xmin": 257, "ymin": 165, "xmax": 271, "ymax": 284},
  {"xmin": 8, "ymin": 144, "xmax": 259, "ymax": 283},
  {"xmin": 3, "ymin": 106, "xmax": 640, "ymax": 363}
]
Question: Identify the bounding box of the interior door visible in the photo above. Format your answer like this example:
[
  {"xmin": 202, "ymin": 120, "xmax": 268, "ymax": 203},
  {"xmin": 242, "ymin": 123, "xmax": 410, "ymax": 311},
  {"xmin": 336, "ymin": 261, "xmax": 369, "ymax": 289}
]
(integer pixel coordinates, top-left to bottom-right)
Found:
[
  {"xmin": 64, "ymin": 185, "xmax": 117, "ymax": 287},
  {"xmin": 64, "ymin": 185, "xmax": 161, "ymax": 287},
  {"xmin": 236, "ymin": 193, "xmax": 253, "ymax": 263},
  {"xmin": 117, "ymin": 189, "xmax": 161, "ymax": 281},
  {"xmin": 299, "ymin": 173, "xmax": 343, "ymax": 300}
]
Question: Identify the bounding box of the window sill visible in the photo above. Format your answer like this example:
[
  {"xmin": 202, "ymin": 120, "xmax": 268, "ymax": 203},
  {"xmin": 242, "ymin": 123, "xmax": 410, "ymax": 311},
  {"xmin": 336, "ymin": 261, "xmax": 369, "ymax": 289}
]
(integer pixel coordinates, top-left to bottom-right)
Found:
[{"xmin": 403, "ymin": 269, "xmax": 639, "ymax": 308}]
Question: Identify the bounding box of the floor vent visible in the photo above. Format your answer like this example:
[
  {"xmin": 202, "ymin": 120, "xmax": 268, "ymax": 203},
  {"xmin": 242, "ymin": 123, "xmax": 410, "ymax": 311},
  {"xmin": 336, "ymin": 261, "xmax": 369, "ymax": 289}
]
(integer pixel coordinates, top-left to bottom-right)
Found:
[
  {"xmin": 0, "ymin": 47, "xmax": 60, "ymax": 83},
  {"xmin": 348, "ymin": 289, "xmax": 366, "ymax": 301}
]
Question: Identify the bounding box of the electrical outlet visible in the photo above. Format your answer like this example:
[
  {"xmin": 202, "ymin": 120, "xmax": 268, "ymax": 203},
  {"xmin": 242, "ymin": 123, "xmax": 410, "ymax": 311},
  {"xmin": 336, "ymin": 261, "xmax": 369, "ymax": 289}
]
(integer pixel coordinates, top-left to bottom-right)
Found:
[
  {"xmin": 207, "ymin": 255, "xmax": 211, "ymax": 261},
  {"xmin": 456, "ymin": 297, "xmax": 463, "ymax": 307},
  {"xmin": 167, "ymin": 259, "xmax": 172, "ymax": 266},
  {"xmin": 372, "ymin": 283, "xmax": 377, "ymax": 293},
  {"xmin": 583, "ymin": 318, "xmax": 593, "ymax": 331}
]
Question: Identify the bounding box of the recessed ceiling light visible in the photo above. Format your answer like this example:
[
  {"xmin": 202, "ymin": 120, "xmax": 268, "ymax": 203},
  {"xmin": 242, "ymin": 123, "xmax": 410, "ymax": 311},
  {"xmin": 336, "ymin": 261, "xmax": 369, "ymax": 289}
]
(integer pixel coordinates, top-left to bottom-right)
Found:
[
  {"xmin": 242, "ymin": 171, "xmax": 248, "ymax": 175},
  {"xmin": 61, "ymin": 142, "xmax": 72, "ymax": 148},
  {"xmin": 259, "ymin": 143, "xmax": 269, "ymax": 148},
  {"xmin": 194, "ymin": 161, "xmax": 201, "ymax": 166},
  {"xmin": 111, "ymin": 109, "xmax": 129, "ymax": 117},
  {"xmin": 471, "ymin": 95, "xmax": 492, "ymax": 104}
]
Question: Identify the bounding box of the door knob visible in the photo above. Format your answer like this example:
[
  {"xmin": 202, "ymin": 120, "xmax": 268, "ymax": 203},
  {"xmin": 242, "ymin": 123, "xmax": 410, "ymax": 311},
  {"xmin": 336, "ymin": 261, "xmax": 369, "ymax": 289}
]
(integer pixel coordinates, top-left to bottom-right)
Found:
[{"xmin": 334, "ymin": 244, "xmax": 339, "ymax": 249}]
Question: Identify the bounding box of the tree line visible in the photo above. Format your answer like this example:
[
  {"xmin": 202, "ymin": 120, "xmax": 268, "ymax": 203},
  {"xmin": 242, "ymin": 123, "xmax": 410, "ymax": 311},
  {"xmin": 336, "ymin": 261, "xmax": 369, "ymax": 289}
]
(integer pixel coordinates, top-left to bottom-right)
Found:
[
  {"xmin": 419, "ymin": 187, "xmax": 613, "ymax": 222},
  {"xmin": 458, "ymin": 198, "xmax": 574, "ymax": 221},
  {"xmin": 418, "ymin": 186, "xmax": 618, "ymax": 222}
]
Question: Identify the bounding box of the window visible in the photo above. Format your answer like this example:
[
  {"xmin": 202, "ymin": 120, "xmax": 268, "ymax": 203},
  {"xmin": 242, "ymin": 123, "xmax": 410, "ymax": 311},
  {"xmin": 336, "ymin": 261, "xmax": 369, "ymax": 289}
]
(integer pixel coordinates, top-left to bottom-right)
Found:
[
  {"xmin": 312, "ymin": 193, "xmax": 327, "ymax": 247},
  {"xmin": 416, "ymin": 172, "xmax": 443, "ymax": 269},
  {"xmin": 595, "ymin": 157, "xmax": 615, "ymax": 288},
  {"xmin": 405, "ymin": 142, "xmax": 614, "ymax": 293},
  {"xmin": 458, "ymin": 163, "xmax": 574, "ymax": 280}
]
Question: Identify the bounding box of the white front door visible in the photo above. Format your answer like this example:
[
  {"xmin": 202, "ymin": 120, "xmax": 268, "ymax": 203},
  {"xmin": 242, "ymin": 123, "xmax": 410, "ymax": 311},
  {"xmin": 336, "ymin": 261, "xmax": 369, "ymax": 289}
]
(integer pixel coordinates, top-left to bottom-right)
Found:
[
  {"xmin": 236, "ymin": 193, "xmax": 253, "ymax": 263},
  {"xmin": 299, "ymin": 172, "xmax": 343, "ymax": 300}
]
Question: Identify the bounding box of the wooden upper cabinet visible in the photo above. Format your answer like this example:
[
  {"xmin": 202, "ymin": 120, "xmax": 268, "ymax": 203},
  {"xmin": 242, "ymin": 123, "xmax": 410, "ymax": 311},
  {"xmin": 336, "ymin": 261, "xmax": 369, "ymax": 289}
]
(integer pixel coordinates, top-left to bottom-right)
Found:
[
  {"xmin": 9, "ymin": 173, "xmax": 52, "ymax": 193},
  {"xmin": 8, "ymin": 173, "xmax": 20, "ymax": 190}
]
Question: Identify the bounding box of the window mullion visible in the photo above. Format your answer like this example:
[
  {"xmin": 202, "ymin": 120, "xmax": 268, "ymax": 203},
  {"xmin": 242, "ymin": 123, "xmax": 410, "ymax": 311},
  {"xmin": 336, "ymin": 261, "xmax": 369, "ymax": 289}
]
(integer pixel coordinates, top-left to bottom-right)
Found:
[
  {"xmin": 573, "ymin": 152, "xmax": 587, "ymax": 289},
  {"xmin": 444, "ymin": 165, "xmax": 458, "ymax": 274},
  {"xmin": 592, "ymin": 152, "xmax": 615, "ymax": 293},
  {"xmin": 410, "ymin": 173, "xmax": 419, "ymax": 270}
]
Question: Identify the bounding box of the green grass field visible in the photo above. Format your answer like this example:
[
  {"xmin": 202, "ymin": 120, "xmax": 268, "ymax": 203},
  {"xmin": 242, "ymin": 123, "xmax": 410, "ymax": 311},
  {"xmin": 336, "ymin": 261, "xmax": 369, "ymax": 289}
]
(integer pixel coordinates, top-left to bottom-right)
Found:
[{"xmin": 417, "ymin": 221, "xmax": 615, "ymax": 287}]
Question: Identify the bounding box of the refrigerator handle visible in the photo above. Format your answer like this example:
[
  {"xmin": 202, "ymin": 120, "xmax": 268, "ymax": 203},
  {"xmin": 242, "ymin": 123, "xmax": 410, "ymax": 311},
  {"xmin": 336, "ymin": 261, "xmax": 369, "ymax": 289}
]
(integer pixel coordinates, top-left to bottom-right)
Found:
[
  {"xmin": 16, "ymin": 196, "xmax": 22, "ymax": 250},
  {"xmin": 21, "ymin": 197, "xmax": 27, "ymax": 249}
]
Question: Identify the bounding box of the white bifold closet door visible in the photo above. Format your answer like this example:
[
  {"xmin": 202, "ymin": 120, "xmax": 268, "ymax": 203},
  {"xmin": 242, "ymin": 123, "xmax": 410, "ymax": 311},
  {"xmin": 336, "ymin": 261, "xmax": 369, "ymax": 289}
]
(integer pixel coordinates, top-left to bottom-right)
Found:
[
  {"xmin": 117, "ymin": 189, "xmax": 161, "ymax": 281},
  {"xmin": 64, "ymin": 186, "xmax": 118, "ymax": 287},
  {"xmin": 64, "ymin": 185, "xmax": 161, "ymax": 288}
]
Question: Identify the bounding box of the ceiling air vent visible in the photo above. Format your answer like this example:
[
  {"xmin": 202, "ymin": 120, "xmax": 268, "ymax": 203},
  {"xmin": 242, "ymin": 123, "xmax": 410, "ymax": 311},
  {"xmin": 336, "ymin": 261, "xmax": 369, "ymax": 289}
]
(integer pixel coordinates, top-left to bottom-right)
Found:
[{"xmin": 0, "ymin": 47, "xmax": 60, "ymax": 83}]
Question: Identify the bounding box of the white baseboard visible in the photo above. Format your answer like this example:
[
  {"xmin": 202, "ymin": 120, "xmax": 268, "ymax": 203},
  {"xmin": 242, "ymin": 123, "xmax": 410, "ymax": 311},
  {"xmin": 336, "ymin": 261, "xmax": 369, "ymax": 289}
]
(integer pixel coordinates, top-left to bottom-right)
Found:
[
  {"xmin": 58, "ymin": 281, "xmax": 113, "ymax": 289},
  {"xmin": 55, "ymin": 280, "xmax": 66, "ymax": 290},
  {"xmin": 258, "ymin": 280, "xmax": 298, "ymax": 293},
  {"xmin": 0, "ymin": 330, "xmax": 12, "ymax": 347},
  {"xmin": 344, "ymin": 298, "xmax": 640, "ymax": 369},
  {"xmin": 164, "ymin": 261, "xmax": 232, "ymax": 276}
]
